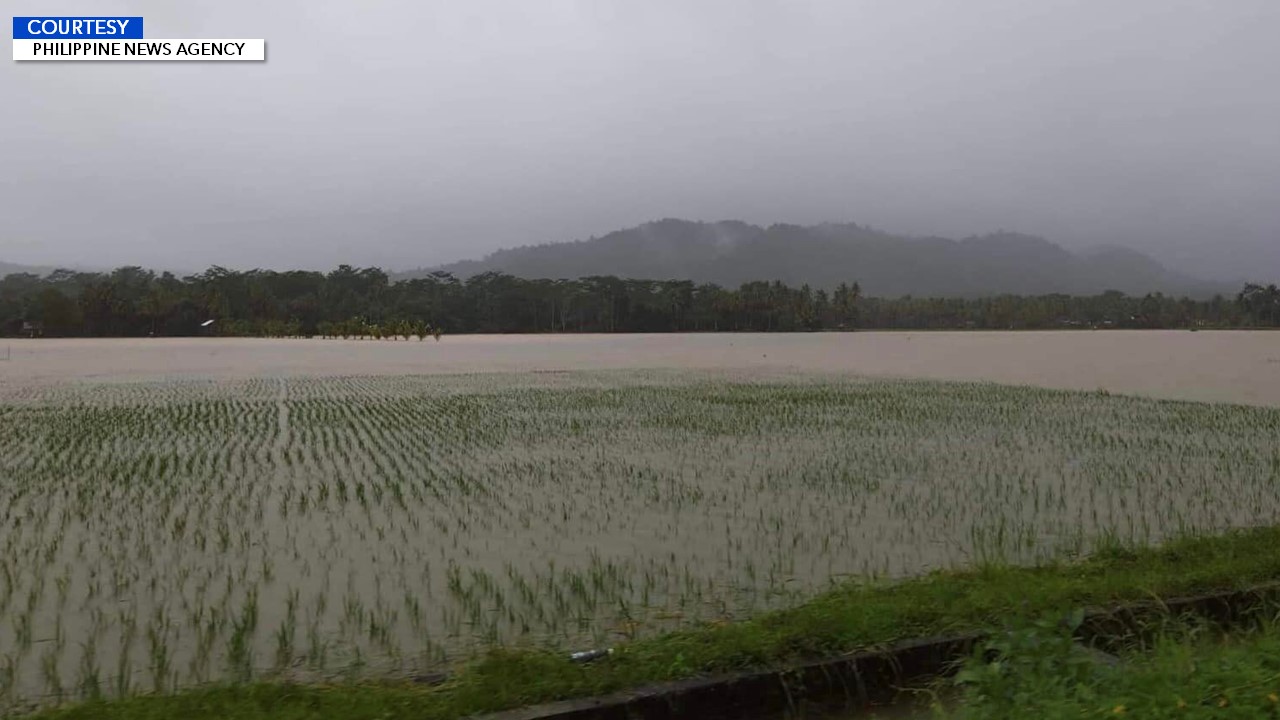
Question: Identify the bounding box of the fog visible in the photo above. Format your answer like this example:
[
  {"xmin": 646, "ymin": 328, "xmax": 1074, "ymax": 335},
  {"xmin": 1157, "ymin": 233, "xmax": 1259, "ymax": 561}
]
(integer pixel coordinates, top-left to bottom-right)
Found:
[{"xmin": 2, "ymin": 0, "xmax": 1277, "ymax": 280}]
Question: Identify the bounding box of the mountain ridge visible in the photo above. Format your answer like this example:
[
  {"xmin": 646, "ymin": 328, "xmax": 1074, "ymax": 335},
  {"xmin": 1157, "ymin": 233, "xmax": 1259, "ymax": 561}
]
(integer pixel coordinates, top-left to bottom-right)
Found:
[{"xmin": 398, "ymin": 219, "xmax": 1225, "ymax": 298}]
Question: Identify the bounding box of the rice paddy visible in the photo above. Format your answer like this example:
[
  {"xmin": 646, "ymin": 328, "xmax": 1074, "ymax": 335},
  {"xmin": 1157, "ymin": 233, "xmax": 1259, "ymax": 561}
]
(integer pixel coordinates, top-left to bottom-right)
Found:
[{"xmin": 1, "ymin": 366, "xmax": 1279, "ymax": 712}]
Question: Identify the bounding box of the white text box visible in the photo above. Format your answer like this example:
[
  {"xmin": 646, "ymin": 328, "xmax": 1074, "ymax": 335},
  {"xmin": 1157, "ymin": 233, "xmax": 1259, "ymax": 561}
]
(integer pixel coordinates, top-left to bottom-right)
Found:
[{"xmin": 14, "ymin": 39, "xmax": 265, "ymax": 61}]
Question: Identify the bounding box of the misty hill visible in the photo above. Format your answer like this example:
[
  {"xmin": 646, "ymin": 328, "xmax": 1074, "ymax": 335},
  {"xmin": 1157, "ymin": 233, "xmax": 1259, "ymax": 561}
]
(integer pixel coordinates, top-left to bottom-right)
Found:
[
  {"xmin": 403, "ymin": 220, "xmax": 1220, "ymax": 297},
  {"xmin": 0, "ymin": 261, "xmax": 54, "ymax": 278}
]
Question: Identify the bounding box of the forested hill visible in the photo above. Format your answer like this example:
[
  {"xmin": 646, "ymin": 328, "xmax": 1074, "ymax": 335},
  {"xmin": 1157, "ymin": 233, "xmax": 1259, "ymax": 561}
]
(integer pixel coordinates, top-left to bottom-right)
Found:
[{"xmin": 401, "ymin": 219, "xmax": 1219, "ymax": 297}]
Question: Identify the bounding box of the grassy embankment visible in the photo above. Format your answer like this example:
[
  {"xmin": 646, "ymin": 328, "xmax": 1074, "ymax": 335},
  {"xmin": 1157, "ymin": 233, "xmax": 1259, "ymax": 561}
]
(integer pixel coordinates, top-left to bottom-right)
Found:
[
  {"xmin": 951, "ymin": 590, "xmax": 1280, "ymax": 719},
  {"xmin": 25, "ymin": 525, "xmax": 1280, "ymax": 720},
  {"xmin": 951, "ymin": 625, "xmax": 1280, "ymax": 719}
]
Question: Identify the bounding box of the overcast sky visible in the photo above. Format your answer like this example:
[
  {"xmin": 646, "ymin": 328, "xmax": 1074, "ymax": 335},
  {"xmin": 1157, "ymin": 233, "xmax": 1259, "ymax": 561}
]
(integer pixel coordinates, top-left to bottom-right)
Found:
[{"xmin": 2, "ymin": 0, "xmax": 1277, "ymax": 279}]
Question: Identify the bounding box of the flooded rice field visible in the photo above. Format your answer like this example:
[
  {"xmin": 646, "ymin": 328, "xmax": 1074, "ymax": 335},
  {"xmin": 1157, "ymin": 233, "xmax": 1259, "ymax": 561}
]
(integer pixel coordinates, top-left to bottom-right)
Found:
[
  {"xmin": 2, "ymin": 330, "xmax": 1279, "ymax": 406},
  {"xmin": 0, "ymin": 332, "xmax": 1278, "ymax": 710}
]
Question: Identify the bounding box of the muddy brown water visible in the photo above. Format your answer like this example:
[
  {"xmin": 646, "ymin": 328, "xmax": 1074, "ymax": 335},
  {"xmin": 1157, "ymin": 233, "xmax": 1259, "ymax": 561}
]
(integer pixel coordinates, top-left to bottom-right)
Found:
[{"xmin": 1, "ymin": 330, "xmax": 1278, "ymax": 406}]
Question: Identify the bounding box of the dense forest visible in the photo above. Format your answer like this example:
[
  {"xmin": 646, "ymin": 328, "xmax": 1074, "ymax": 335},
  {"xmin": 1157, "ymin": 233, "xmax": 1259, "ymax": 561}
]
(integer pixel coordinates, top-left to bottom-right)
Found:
[{"xmin": 0, "ymin": 266, "xmax": 1277, "ymax": 338}]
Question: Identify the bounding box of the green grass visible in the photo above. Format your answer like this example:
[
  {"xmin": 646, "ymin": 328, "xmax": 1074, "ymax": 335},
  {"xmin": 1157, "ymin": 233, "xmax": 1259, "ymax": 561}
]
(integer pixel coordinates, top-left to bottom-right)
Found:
[
  {"xmin": 24, "ymin": 524, "xmax": 1280, "ymax": 720},
  {"xmin": 950, "ymin": 603, "xmax": 1280, "ymax": 719}
]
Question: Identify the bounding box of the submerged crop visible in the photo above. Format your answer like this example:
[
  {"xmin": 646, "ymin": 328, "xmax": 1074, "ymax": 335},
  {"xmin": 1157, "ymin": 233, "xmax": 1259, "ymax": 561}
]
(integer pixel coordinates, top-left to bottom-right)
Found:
[{"xmin": 1, "ymin": 371, "xmax": 1277, "ymax": 711}]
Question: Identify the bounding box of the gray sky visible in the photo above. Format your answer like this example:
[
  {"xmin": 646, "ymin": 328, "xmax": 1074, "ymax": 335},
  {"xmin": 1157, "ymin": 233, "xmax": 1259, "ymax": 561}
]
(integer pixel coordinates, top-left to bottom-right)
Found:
[{"xmin": 3, "ymin": 0, "xmax": 1277, "ymax": 280}]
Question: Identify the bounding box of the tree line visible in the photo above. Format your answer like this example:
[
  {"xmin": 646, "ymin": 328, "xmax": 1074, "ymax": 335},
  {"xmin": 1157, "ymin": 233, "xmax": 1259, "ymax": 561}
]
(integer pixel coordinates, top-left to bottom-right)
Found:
[{"xmin": 1, "ymin": 265, "xmax": 1277, "ymax": 338}]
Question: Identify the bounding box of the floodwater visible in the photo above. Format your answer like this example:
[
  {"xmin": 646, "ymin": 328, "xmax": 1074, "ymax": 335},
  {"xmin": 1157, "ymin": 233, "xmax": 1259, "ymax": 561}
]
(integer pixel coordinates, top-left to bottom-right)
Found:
[
  {"xmin": 2, "ymin": 330, "xmax": 1278, "ymax": 406},
  {"xmin": 1, "ymin": 331, "xmax": 1278, "ymax": 711}
]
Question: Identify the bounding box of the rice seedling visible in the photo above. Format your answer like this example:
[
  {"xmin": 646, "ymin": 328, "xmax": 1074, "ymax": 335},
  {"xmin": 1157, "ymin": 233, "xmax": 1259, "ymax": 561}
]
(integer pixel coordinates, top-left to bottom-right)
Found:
[{"xmin": 0, "ymin": 369, "xmax": 1278, "ymax": 711}]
